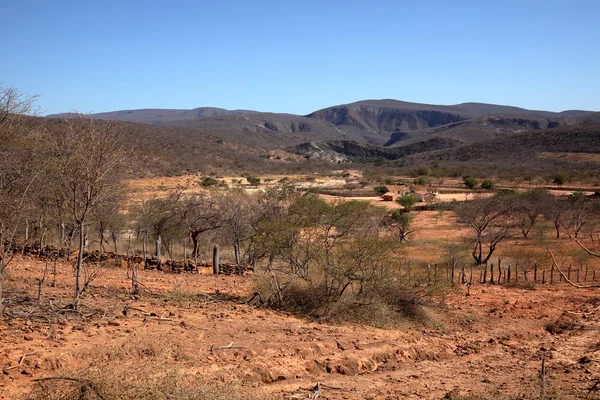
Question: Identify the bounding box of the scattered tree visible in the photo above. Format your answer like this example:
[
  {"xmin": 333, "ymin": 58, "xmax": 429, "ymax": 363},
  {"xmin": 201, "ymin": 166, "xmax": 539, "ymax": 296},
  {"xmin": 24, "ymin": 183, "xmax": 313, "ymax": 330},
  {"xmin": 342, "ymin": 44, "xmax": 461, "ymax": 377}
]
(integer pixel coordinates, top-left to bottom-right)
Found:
[
  {"xmin": 455, "ymin": 193, "xmax": 516, "ymax": 264},
  {"xmin": 480, "ymin": 180, "xmax": 494, "ymax": 190},
  {"xmin": 50, "ymin": 116, "xmax": 128, "ymax": 305},
  {"xmin": 396, "ymin": 193, "xmax": 418, "ymax": 211},
  {"xmin": 463, "ymin": 175, "xmax": 478, "ymax": 190}
]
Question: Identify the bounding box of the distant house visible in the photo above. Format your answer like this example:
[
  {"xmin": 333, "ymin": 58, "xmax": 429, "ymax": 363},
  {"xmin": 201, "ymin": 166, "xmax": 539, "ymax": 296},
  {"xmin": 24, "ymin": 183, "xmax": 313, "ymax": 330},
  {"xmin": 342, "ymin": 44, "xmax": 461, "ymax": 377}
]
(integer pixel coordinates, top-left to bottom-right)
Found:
[
  {"xmin": 382, "ymin": 185, "xmax": 410, "ymax": 195},
  {"xmin": 410, "ymin": 185, "xmax": 438, "ymax": 202},
  {"xmin": 380, "ymin": 184, "xmax": 410, "ymax": 202},
  {"xmin": 381, "ymin": 193, "xmax": 396, "ymax": 202}
]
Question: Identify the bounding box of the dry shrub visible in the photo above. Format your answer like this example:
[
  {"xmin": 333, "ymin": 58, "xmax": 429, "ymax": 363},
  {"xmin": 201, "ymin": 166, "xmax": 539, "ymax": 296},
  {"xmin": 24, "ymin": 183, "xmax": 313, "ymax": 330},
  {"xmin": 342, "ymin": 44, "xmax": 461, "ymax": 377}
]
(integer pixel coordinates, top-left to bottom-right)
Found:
[
  {"xmin": 504, "ymin": 281, "xmax": 537, "ymax": 291},
  {"xmin": 162, "ymin": 289, "xmax": 212, "ymax": 308},
  {"xmin": 25, "ymin": 334, "xmax": 266, "ymax": 400},
  {"xmin": 258, "ymin": 276, "xmax": 435, "ymax": 328},
  {"xmin": 26, "ymin": 367, "xmax": 253, "ymax": 400}
]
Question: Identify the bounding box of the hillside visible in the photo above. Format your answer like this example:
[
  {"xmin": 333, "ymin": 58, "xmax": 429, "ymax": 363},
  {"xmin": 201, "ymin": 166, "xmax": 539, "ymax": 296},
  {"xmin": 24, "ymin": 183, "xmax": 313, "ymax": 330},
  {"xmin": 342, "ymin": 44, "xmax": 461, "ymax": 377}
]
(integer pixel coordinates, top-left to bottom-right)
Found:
[
  {"xmin": 289, "ymin": 122, "xmax": 600, "ymax": 178},
  {"xmin": 32, "ymin": 117, "xmax": 321, "ymax": 178},
  {"xmin": 47, "ymin": 107, "xmax": 258, "ymax": 125},
  {"xmin": 42, "ymin": 100, "xmax": 600, "ymax": 179},
  {"xmin": 46, "ymin": 100, "xmax": 597, "ymax": 149}
]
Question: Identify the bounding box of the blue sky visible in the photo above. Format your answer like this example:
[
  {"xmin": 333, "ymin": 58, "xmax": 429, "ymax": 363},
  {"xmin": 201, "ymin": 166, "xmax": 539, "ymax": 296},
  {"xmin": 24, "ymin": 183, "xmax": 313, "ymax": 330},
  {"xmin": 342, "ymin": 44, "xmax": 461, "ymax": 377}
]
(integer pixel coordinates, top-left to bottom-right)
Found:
[{"xmin": 2, "ymin": 0, "xmax": 599, "ymax": 115}]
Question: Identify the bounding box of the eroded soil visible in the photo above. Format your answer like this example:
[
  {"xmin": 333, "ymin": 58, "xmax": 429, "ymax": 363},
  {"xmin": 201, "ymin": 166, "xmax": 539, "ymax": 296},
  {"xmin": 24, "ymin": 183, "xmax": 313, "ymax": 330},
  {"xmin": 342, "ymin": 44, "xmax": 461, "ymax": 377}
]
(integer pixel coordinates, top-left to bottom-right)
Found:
[{"xmin": 1, "ymin": 256, "xmax": 599, "ymax": 400}]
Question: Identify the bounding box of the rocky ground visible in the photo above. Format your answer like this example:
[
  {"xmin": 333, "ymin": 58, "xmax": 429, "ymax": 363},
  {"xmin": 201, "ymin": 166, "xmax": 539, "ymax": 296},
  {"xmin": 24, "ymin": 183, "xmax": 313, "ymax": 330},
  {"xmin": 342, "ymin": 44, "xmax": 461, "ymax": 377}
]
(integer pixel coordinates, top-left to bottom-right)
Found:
[{"xmin": 0, "ymin": 255, "xmax": 599, "ymax": 399}]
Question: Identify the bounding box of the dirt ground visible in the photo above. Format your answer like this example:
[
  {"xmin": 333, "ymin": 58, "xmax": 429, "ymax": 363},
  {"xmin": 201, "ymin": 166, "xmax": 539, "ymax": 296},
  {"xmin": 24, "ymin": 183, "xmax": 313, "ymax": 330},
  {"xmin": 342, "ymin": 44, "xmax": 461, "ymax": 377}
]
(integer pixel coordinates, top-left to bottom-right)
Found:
[{"xmin": 1, "ymin": 254, "xmax": 599, "ymax": 400}]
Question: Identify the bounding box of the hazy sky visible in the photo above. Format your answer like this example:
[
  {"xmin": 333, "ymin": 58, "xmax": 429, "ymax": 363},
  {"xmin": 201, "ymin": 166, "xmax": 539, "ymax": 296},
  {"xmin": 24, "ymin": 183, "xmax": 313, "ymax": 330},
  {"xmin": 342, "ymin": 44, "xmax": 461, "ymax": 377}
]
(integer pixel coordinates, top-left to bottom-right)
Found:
[{"xmin": 3, "ymin": 0, "xmax": 599, "ymax": 115}]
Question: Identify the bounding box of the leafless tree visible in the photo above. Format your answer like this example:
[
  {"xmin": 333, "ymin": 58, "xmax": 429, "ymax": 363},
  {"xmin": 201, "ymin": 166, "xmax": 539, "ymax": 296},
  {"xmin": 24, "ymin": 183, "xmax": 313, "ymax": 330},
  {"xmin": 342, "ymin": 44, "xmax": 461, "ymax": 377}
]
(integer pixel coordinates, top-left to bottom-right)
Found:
[
  {"xmin": 177, "ymin": 192, "xmax": 222, "ymax": 270},
  {"xmin": 455, "ymin": 193, "xmax": 516, "ymax": 264},
  {"xmin": 221, "ymin": 189, "xmax": 257, "ymax": 265},
  {"xmin": 0, "ymin": 85, "xmax": 43, "ymax": 315},
  {"xmin": 49, "ymin": 115, "xmax": 128, "ymax": 305},
  {"xmin": 545, "ymin": 197, "xmax": 571, "ymax": 239},
  {"xmin": 134, "ymin": 191, "xmax": 183, "ymax": 268},
  {"xmin": 515, "ymin": 189, "xmax": 553, "ymax": 238}
]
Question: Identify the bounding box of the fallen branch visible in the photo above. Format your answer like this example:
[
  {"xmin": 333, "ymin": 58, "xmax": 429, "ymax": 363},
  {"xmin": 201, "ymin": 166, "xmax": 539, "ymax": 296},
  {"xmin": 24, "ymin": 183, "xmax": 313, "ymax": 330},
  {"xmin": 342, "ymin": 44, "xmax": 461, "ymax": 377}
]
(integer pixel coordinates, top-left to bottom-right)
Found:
[
  {"xmin": 209, "ymin": 342, "xmax": 247, "ymax": 354},
  {"xmin": 5, "ymin": 352, "xmax": 39, "ymax": 370},
  {"xmin": 569, "ymin": 234, "xmax": 600, "ymax": 258},
  {"xmin": 32, "ymin": 377, "xmax": 106, "ymax": 400},
  {"xmin": 549, "ymin": 250, "xmax": 600, "ymax": 288},
  {"xmin": 244, "ymin": 291, "xmax": 264, "ymax": 305}
]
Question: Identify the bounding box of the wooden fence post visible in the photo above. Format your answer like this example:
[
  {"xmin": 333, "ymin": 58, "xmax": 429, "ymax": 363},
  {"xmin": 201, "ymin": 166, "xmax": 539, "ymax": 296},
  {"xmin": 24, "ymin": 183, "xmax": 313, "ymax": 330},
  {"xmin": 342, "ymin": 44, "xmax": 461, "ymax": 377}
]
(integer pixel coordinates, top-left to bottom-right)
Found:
[
  {"xmin": 542, "ymin": 270, "xmax": 546, "ymax": 284},
  {"xmin": 213, "ymin": 244, "xmax": 220, "ymax": 275},
  {"xmin": 469, "ymin": 264, "xmax": 473, "ymax": 285},
  {"xmin": 483, "ymin": 263, "xmax": 487, "ymax": 284}
]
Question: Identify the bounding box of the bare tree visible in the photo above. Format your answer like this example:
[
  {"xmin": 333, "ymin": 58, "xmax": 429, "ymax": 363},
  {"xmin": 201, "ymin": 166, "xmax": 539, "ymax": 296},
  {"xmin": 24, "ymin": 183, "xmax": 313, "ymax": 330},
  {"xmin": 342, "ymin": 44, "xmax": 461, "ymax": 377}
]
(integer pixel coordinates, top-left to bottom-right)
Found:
[
  {"xmin": 50, "ymin": 116, "xmax": 128, "ymax": 305},
  {"xmin": 545, "ymin": 197, "xmax": 571, "ymax": 239},
  {"xmin": 221, "ymin": 190, "xmax": 257, "ymax": 265},
  {"xmin": 515, "ymin": 189, "xmax": 553, "ymax": 238},
  {"xmin": 135, "ymin": 192, "xmax": 183, "ymax": 268},
  {"xmin": 0, "ymin": 85, "xmax": 42, "ymax": 315},
  {"xmin": 455, "ymin": 193, "xmax": 516, "ymax": 264},
  {"xmin": 559, "ymin": 191, "xmax": 591, "ymax": 239},
  {"xmin": 91, "ymin": 191, "xmax": 125, "ymax": 254},
  {"xmin": 384, "ymin": 210, "xmax": 415, "ymax": 242},
  {"xmin": 177, "ymin": 192, "xmax": 222, "ymax": 270}
]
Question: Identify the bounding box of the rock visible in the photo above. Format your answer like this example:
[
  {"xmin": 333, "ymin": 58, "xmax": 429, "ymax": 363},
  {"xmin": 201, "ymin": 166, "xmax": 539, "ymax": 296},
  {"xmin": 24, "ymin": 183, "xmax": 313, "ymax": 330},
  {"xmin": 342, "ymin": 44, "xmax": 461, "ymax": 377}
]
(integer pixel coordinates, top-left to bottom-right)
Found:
[
  {"xmin": 244, "ymin": 366, "xmax": 273, "ymax": 384},
  {"xmin": 23, "ymin": 335, "xmax": 34, "ymax": 341},
  {"xmin": 337, "ymin": 359, "xmax": 359, "ymax": 375},
  {"xmin": 107, "ymin": 320, "xmax": 120, "ymax": 327},
  {"xmin": 578, "ymin": 355, "xmax": 592, "ymax": 364}
]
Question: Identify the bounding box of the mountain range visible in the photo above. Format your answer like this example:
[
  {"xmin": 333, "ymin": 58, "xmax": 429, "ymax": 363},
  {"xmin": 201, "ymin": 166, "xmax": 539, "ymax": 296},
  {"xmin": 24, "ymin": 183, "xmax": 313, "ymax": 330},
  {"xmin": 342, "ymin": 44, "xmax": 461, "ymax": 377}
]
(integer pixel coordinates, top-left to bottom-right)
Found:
[{"xmin": 46, "ymin": 100, "xmax": 600, "ymax": 178}]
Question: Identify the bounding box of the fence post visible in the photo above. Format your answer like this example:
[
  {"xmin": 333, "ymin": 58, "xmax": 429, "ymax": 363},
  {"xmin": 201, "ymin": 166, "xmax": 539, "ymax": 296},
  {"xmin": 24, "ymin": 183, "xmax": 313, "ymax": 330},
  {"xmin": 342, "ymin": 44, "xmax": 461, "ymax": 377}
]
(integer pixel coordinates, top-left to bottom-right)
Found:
[
  {"xmin": 483, "ymin": 263, "xmax": 488, "ymax": 284},
  {"xmin": 212, "ymin": 244, "xmax": 220, "ymax": 275},
  {"xmin": 542, "ymin": 270, "xmax": 546, "ymax": 284}
]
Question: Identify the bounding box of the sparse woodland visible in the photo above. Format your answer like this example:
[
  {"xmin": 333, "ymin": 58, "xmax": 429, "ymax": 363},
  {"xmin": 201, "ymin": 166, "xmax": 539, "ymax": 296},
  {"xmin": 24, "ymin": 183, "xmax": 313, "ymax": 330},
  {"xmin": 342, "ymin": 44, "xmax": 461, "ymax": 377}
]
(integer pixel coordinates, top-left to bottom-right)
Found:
[{"xmin": 2, "ymin": 86, "xmax": 600, "ymax": 399}]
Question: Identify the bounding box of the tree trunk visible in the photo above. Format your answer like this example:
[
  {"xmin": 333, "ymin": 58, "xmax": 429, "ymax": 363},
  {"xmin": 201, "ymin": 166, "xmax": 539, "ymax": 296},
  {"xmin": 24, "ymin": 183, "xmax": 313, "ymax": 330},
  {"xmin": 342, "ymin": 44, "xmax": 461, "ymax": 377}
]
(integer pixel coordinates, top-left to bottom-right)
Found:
[
  {"xmin": 99, "ymin": 230, "xmax": 105, "ymax": 254},
  {"xmin": 60, "ymin": 222, "xmax": 66, "ymax": 246},
  {"xmin": 213, "ymin": 244, "xmax": 220, "ymax": 275},
  {"xmin": 234, "ymin": 242, "xmax": 240, "ymax": 265},
  {"xmin": 156, "ymin": 234, "xmax": 162, "ymax": 269},
  {"xmin": 191, "ymin": 233, "xmax": 199, "ymax": 272},
  {"xmin": 142, "ymin": 233, "xmax": 147, "ymax": 269},
  {"xmin": 112, "ymin": 231, "xmax": 118, "ymax": 254},
  {"xmin": 0, "ymin": 258, "xmax": 4, "ymax": 317},
  {"xmin": 74, "ymin": 220, "xmax": 84, "ymax": 304}
]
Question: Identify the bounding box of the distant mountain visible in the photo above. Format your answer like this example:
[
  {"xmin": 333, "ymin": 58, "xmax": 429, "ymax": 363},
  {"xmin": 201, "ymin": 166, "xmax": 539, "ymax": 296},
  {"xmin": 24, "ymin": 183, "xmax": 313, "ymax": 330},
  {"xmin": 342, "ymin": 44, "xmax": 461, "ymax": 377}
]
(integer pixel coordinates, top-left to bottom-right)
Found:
[
  {"xmin": 306, "ymin": 100, "xmax": 591, "ymax": 145},
  {"xmin": 289, "ymin": 122, "xmax": 600, "ymax": 178},
  {"xmin": 45, "ymin": 100, "xmax": 598, "ymax": 171},
  {"xmin": 47, "ymin": 107, "xmax": 258, "ymax": 125}
]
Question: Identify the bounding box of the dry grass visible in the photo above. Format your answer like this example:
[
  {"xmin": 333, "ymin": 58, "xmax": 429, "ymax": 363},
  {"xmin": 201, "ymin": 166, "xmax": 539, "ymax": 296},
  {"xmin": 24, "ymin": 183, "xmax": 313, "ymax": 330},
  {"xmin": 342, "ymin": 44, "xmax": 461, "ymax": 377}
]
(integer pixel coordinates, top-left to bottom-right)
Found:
[{"xmin": 25, "ymin": 333, "xmax": 269, "ymax": 400}]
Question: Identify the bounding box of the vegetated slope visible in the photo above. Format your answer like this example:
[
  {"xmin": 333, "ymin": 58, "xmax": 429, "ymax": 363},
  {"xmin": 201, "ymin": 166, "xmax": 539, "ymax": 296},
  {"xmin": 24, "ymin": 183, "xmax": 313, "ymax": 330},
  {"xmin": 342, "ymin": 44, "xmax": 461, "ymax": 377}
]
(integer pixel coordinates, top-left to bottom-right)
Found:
[
  {"xmin": 400, "ymin": 122, "xmax": 600, "ymax": 178},
  {"xmin": 46, "ymin": 100, "xmax": 597, "ymax": 149},
  {"xmin": 289, "ymin": 122, "xmax": 600, "ymax": 179},
  {"xmin": 169, "ymin": 112, "xmax": 355, "ymax": 147},
  {"xmin": 47, "ymin": 107, "xmax": 258, "ymax": 125},
  {"xmin": 33, "ymin": 117, "xmax": 320, "ymax": 178},
  {"xmin": 419, "ymin": 122, "xmax": 600, "ymax": 163},
  {"xmin": 306, "ymin": 99, "xmax": 593, "ymax": 145},
  {"xmin": 384, "ymin": 114, "xmax": 571, "ymax": 147},
  {"xmin": 290, "ymin": 138, "xmax": 461, "ymax": 162}
]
